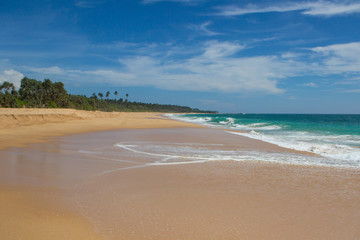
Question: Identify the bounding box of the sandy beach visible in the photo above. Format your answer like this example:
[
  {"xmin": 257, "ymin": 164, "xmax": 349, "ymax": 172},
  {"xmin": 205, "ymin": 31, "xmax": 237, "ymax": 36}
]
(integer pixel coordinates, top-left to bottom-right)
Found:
[
  {"xmin": 1, "ymin": 109, "xmax": 359, "ymax": 239},
  {"xmin": 0, "ymin": 108, "xmax": 200, "ymax": 150}
]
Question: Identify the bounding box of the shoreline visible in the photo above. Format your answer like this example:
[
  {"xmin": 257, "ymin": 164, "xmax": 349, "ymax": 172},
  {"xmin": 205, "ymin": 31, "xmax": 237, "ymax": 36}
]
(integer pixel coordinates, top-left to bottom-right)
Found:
[{"xmin": 1, "ymin": 109, "xmax": 360, "ymax": 239}]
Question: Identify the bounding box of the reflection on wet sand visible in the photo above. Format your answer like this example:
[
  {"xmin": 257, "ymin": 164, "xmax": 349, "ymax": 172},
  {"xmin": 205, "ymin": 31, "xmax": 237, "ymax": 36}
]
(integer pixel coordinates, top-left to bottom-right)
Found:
[{"xmin": 1, "ymin": 128, "xmax": 360, "ymax": 239}]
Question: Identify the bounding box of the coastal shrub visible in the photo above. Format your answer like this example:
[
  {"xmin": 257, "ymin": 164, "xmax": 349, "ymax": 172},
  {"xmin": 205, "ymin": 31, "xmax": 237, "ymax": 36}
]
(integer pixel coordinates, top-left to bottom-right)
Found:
[
  {"xmin": 16, "ymin": 99, "xmax": 25, "ymax": 108},
  {"xmin": 47, "ymin": 101, "xmax": 58, "ymax": 108}
]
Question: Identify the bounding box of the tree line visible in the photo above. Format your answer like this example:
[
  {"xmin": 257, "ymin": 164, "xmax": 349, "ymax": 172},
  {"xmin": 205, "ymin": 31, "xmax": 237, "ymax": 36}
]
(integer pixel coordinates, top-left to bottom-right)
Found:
[{"xmin": 0, "ymin": 77, "xmax": 217, "ymax": 113}]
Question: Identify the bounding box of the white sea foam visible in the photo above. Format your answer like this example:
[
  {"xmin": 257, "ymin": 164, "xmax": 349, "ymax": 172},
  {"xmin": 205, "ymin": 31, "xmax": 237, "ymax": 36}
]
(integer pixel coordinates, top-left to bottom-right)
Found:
[
  {"xmin": 219, "ymin": 117, "xmax": 235, "ymax": 125},
  {"xmin": 248, "ymin": 123, "xmax": 267, "ymax": 127},
  {"xmin": 166, "ymin": 114, "xmax": 282, "ymax": 131},
  {"xmin": 165, "ymin": 114, "xmax": 213, "ymax": 126},
  {"xmin": 112, "ymin": 142, "xmax": 356, "ymax": 168},
  {"xmin": 78, "ymin": 139, "xmax": 359, "ymax": 175},
  {"xmin": 231, "ymin": 124, "xmax": 282, "ymax": 131},
  {"xmin": 227, "ymin": 131, "xmax": 360, "ymax": 166},
  {"xmin": 166, "ymin": 114, "xmax": 211, "ymax": 124},
  {"xmin": 166, "ymin": 114, "xmax": 360, "ymax": 167}
]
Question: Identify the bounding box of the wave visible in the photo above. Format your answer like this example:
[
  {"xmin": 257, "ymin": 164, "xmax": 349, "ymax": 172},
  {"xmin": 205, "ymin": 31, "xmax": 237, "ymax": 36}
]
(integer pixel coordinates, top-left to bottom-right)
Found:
[
  {"xmin": 112, "ymin": 142, "xmax": 360, "ymax": 168},
  {"xmin": 166, "ymin": 114, "xmax": 360, "ymax": 166},
  {"xmin": 226, "ymin": 131, "xmax": 360, "ymax": 165},
  {"xmin": 167, "ymin": 114, "xmax": 283, "ymax": 131},
  {"xmin": 232, "ymin": 124, "xmax": 282, "ymax": 131},
  {"xmin": 113, "ymin": 142, "xmax": 333, "ymax": 167}
]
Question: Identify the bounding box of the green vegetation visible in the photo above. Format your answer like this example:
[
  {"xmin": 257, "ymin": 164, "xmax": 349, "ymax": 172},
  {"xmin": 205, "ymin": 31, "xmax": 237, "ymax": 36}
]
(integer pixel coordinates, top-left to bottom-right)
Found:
[{"xmin": 0, "ymin": 77, "xmax": 217, "ymax": 113}]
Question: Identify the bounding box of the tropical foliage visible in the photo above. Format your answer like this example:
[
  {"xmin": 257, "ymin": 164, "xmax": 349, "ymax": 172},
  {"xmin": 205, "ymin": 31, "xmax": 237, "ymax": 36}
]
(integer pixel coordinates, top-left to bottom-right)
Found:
[{"xmin": 0, "ymin": 77, "xmax": 216, "ymax": 113}]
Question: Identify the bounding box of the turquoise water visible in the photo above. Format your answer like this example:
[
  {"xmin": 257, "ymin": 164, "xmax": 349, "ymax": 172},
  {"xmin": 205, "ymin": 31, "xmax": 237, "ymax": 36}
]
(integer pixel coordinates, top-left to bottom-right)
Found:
[{"xmin": 168, "ymin": 114, "xmax": 360, "ymax": 167}]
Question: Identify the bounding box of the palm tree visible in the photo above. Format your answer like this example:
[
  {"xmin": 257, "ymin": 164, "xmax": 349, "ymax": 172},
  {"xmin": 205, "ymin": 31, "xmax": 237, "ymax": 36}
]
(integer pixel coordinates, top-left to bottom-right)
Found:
[
  {"xmin": 106, "ymin": 91, "xmax": 110, "ymax": 99},
  {"xmin": 114, "ymin": 91, "xmax": 118, "ymax": 100},
  {"xmin": 98, "ymin": 92, "xmax": 103, "ymax": 100}
]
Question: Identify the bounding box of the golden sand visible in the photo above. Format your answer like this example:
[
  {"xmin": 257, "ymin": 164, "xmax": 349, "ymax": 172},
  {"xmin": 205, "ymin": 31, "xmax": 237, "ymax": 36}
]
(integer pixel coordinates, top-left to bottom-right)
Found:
[
  {"xmin": 0, "ymin": 108, "xmax": 200, "ymax": 150},
  {"xmin": 0, "ymin": 186, "xmax": 104, "ymax": 240},
  {"xmin": 1, "ymin": 109, "xmax": 359, "ymax": 240}
]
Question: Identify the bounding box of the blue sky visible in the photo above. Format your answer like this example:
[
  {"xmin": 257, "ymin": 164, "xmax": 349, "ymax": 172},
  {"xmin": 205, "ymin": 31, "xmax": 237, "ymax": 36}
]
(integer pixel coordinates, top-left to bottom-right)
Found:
[{"xmin": 1, "ymin": 0, "xmax": 360, "ymax": 113}]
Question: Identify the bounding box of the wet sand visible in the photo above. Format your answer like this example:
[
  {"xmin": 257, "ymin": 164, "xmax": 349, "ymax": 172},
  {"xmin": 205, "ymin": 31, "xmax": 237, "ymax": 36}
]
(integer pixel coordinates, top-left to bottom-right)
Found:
[
  {"xmin": 0, "ymin": 109, "xmax": 199, "ymax": 239},
  {"xmin": 1, "ymin": 125, "xmax": 360, "ymax": 239}
]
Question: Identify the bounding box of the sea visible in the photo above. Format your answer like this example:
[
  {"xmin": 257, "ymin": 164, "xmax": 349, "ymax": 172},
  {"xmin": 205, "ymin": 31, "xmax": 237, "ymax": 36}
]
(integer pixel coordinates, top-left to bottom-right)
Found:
[{"xmin": 167, "ymin": 113, "xmax": 360, "ymax": 168}]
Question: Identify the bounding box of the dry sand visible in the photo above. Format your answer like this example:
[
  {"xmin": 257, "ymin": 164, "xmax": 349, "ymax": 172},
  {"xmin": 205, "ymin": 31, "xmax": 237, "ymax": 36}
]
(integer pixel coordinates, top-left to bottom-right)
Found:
[
  {"xmin": 1, "ymin": 109, "xmax": 360, "ymax": 240},
  {"xmin": 0, "ymin": 108, "xmax": 199, "ymax": 150}
]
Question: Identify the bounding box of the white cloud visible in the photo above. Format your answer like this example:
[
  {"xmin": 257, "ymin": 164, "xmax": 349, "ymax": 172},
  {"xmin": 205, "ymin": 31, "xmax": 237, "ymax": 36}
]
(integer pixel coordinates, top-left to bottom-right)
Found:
[
  {"xmin": 75, "ymin": 0, "xmax": 103, "ymax": 8},
  {"xmin": 118, "ymin": 54, "xmax": 286, "ymax": 93},
  {"xmin": 188, "ymin": 22, "xmax": 221, "ymax": 36},
  {"xmin": 143, "ymin": 0, "xmax": 201, "ymax": 4},
  {"xmin": 303, "ymin": 82, "xmax": 318, "ymax": 87},
  {"xmin": 112, "ymin": 41, "xmax": 286, "ymax": 94},
  {"xmin": 202, "ymin": 41, "xmax": 246, "ymax": 58},
  {"xmin": 27, "ymin": 41, "xmax": 287, "ymax": 94},
  {"xmin": 302, "ymin": 1, "xmax": 360, "ymax": 16},
  {"xmin": 215, "ymin": 3, "xmax": 302, "ymax": 16},
  {"xmin": 215, "ymin": 1, "xmax": 360, "ymax": 17},
  {"xmin": 341, "ymin": 89, "xmax": 360, "ymax": 93},
  {"xmin": 83, "ymin": 70, "xmax": 136, "ymax": 84},
  {"xmin": 23, "ymin": 41, "xmax": 360, "ymax": 95},
  {"xmin": 310, "ymin": 42, "xmax": 360, "ymax": 73},
  {"xmin": 26, "ymin": 66, "xmax": 65, "ymax": 75},
  {"xmin": 28, "ymin": 67, "xmax": 136, "ymax": 85},
  {"xmin": 0, "ymin": 69, "xmax": 24, "ymax": 89},
  {"xmin": 281, "ymin": 52, "xmax": 303, "ymax": 59},
  {"xmin": 311, "ymin": 42, "xmax": 360, "ymax": 58}
]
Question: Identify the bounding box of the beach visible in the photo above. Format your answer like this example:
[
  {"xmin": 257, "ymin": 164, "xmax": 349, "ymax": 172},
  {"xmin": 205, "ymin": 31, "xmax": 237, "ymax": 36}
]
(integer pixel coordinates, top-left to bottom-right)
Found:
[
  {"xmin": 0, "ymin": 109, "xmax": 199, "ymax": 150},
  {"xmin": 1, "ymin": 109, "xmax": 359, "ymax": 239}
]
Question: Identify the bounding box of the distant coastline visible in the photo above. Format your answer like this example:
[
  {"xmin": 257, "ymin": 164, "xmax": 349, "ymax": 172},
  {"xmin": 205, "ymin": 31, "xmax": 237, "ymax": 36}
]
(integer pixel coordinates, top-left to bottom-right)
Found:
[{"xmin": 0, "ymin": 77, "xmax": 217, "ymax": 113}]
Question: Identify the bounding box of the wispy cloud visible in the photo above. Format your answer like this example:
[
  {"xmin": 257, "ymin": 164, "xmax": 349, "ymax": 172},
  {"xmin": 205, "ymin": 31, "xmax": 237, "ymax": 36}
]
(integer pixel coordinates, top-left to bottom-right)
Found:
[
  {"xmin": 201, "ymin": 40, "xmax": 246, "ymax": 58},
  {"xmin": 18, "ymin": 41, "xmax": 360, "ymax": 95},
  {"xmin": 341, "ymin": 89, "xmax": 360, "ymax": 93},
  {"xmin": 26, "ymin": 66, "xmax": 66, "ymax": 75},
  {"xmin": 303, "ymin": 82, "xmax": 318, "ymax": 87},
  {"xmin": 310, "ymin": 42, "xmax": 360, "ymax": 73},
  {"xmin": 302, "ymin": 1, "xmax": 360, "ymax": 16},
  {"xmin": 215, "ymin": 1, "xmax": 360, "ymax": 17},
  {"xmin": 142, "ymin": 0, "xmax": 202, "ymax": 4},
  {"xmin": 117, "ymin": 55, "xmax": 286, "ymax": 94},
  {"xmin": 188, "ymin": 22, "xmax": 221, "ymax": 36},
  {"xmin": 74, "ymin": 0, "xmax": 103, "ymax": 8},
  {"xmin": 26, "ymin": 41, "xmax": 286, "ymax": 94}
]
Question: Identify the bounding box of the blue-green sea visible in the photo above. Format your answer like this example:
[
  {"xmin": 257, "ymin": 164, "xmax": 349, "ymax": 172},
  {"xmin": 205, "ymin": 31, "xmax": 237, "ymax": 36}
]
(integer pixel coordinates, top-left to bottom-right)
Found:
[{"xmin": 168, "ymin": 114, "xmax": 360, "ymax": 168}]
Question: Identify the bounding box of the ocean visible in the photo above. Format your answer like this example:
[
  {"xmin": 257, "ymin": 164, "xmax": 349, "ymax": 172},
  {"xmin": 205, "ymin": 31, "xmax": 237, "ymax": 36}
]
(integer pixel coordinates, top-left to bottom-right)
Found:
[{"xmin": 168, "ymin": 114, "xmax": 360, "ymax": 168}]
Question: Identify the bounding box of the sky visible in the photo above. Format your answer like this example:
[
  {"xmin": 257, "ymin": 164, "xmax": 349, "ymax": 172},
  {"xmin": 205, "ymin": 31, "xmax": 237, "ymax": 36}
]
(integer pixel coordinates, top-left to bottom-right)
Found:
[{"xmin": 0, "ymin": 0, "xmax": 360, "ymax": 113}]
